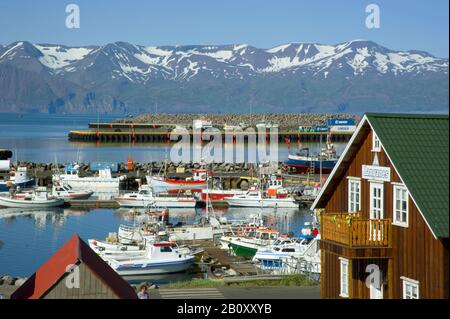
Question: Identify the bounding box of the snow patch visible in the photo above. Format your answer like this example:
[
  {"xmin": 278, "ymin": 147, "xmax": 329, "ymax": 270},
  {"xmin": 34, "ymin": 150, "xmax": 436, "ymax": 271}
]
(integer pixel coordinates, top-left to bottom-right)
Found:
[{"xmin": 34, "ymin": 45, "xmax": 93, "ymax": 69}]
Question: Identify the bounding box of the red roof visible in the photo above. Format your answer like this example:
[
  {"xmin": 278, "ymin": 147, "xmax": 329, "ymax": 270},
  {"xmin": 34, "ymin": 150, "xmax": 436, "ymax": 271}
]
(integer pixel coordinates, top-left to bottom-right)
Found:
[{"xmin": 11, "ymin": 234, "xmax": 137, "ymax": 299}]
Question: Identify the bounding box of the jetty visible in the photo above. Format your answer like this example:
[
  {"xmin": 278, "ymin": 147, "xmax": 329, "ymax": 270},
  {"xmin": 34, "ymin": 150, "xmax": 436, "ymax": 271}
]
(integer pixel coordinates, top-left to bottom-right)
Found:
[{"xmin": 68, "ymin": 113, "xmax": 358, "ymax": 143}]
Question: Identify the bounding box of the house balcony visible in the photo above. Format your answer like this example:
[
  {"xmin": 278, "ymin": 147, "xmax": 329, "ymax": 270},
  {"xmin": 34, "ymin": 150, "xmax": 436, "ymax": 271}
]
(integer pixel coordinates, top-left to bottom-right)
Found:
[{"xmin": 320, "ymin": 213, "xmax": 392, "ymax": 258}]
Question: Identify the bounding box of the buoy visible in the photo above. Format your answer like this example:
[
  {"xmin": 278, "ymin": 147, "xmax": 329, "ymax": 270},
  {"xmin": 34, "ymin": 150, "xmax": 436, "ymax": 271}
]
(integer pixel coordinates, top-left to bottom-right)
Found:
[{"xmin": 127, "ymin": 157, "xmax": 134, "ymax": 171}]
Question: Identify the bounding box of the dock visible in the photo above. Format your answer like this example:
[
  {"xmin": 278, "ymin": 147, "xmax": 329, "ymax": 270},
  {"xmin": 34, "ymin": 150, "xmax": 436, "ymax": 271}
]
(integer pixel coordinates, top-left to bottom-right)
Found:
[
  {"xmin": 68, "ymin": 127, "xmax": 352, "ymax": 143},
  {"xmin": 65, "ymin": 199, "xmax": 120, "ymax": 208}
]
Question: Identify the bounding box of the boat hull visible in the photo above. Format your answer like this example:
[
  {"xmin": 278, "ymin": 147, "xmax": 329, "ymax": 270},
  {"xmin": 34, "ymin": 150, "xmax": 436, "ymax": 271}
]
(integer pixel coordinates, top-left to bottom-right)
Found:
[
  {"xmin": 230, "ymin": 242, "xmax": 258, "ymax": 257},
  {"xmin": 147, "ymin": 176, "xmax": 207, "ymax": 192},
  {"xmin": 111, "ymin": 257, "xmax": 195, "ymax": 275},
  {"xmin": 224, "ymin": 198, "xmax": 298, "ymax": 208},
  {"xmin": 55, "ymin": 177, "xmax": 120, "ymax": 190},
  {"xmin": 0, "ymin": 196, "xmax": 65, "ymax": 208},
  {"xmin": 0, "ymin": 182, "xmax": 7, "ymax": 192},
  {"xmin": 284, "ymin": 158, "xmax": 336, "ymax": 174},
  {"xmin": 115, "ymin": 197, "xmax": 197, "ymax": 208}
]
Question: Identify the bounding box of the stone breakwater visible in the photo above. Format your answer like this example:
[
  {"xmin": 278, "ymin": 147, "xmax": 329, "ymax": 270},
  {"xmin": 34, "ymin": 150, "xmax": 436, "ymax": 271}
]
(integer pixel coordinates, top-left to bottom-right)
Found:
[
  {"xmin": 115, "ymin": 113, "xmax": 360, "ymax": 128},
  {"xmin": 3, "ymin": 161, "xmax": 320, "ymax": 191},
  {"xmin": 9, "ymin": 161, "xmax": 284, "ymax": 176}
]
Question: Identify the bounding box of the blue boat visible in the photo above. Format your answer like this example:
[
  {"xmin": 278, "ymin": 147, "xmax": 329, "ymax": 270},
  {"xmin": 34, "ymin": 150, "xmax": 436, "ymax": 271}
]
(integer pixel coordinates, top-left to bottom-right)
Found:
[{"xmin": 284, "ymin": 146, "xmax": 338, "ymax": 174}]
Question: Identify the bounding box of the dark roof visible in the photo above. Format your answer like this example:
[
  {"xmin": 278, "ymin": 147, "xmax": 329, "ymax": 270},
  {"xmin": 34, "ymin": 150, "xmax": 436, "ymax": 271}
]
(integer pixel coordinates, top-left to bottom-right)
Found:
[
  {"xmin": 11, "ymin": 234, "xmax": 137, "ymax": 299},
  {"xmin": 366, "ymin": 113, "xmax": 449, "ymax": 238}
]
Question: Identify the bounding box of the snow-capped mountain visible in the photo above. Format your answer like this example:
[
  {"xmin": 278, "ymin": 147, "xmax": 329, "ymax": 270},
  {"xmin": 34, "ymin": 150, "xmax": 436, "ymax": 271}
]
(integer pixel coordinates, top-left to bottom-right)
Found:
[{"xmin": 0, "ymin": 40, "xmax": 448, "ymax": 114}]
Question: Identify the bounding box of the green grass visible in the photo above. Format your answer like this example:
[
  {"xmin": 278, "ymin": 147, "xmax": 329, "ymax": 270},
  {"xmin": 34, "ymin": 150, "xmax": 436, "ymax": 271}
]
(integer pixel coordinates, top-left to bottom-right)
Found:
[
  {"xmin": 164, "ymin": 278, "xmax": 225, "ymax": 289},
  {"xmin": 163, "ymin": 275, "xmax": 316, "ymax": 289}
]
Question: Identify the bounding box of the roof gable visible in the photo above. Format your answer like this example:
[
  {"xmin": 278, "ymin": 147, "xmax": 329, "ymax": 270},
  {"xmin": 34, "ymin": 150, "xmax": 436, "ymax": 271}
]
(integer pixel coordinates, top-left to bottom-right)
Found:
[
  {"xmin": 312, "ymin": 113, "xmax": 449, "ymax": 238},
  {"xmin": 366, "ymin": 113, "xmax": 449, "ymax": 238},
  {"xmin": 11, "ymin": 234, "xmax": 137, "ymax": 299}
]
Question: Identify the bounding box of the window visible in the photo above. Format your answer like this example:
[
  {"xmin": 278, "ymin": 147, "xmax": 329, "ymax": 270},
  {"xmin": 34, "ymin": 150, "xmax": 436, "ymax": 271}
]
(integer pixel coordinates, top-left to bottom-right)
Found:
[
  {"xmin": 348, "ymin": 178, "xmax": 361, "ymax": 212},
  {"xmin": 339, "ymin": 258, "xmax": 349, "ymax": 298},
  {"xmin": 160, "ymin": 246, "xmax": 172, "ymax": 253},
  {"xmin": 372, "ymin": 132, "xmax": 381, "ymax": 152},
  {"xmin": 393, "ymin": 185, "xmax": 409, "ymax": 227},
  {"xmin": 402, "ymin": 277, "xmax": 419, "ymax": 299}
]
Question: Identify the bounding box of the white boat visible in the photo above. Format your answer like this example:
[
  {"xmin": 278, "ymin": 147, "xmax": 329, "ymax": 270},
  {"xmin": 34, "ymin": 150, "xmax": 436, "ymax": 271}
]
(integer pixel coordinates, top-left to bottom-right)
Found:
[
  {"xmin": 52, "ymin": 164, "xmax": 124, "ymax": 190},
  {"xmin": 114, "ymin": 188, "xmax": 197, "ymax": 208},
  {"xmin": 102, "ymin": 242, "xmax": 196, "ymax": 275},
  {"xmin": 226, "ymin": 228, "xmax": 280, "ymax": 257},
  {"xmin": 224, "ymin": 190, "xmax": 299, "ymax": 208},
  {"xmin": 0, "ymin": 187, "xmax": 65, "ymax": 208},
  {"xmin": 146, "ymin": 169, "xmax": 208, "ymax": 193},
  {"xmin": 52, "ymin": 184, "xmax": 93, "ymax": 200},
  {"xmin": 167, "ymin": 215, "xmax": 227, "ymax": 241},
  {"xmin": 253, "ymin": 235, "xmax": 321, "ymax": 275},
  {"xmin": 200, "ymin": 188, "xmax": 247, "ymax": 202}
]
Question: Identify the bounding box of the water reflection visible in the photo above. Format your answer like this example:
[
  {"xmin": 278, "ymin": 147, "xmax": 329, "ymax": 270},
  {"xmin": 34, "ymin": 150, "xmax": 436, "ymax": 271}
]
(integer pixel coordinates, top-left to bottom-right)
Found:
[{"xmin": 0, "ymin": 205, "xmax": 313, "ymax": 278}]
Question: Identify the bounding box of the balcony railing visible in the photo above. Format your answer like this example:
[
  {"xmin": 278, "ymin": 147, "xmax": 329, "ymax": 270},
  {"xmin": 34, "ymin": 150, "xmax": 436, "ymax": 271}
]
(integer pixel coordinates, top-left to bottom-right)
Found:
[{"xmin": 320, "ymin": 213, "xmax": 392, "ymax": 248}]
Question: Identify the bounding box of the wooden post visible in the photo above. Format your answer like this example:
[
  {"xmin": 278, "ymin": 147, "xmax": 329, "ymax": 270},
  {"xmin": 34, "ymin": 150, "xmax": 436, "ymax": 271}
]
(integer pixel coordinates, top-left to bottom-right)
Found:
[{"xmin": 388, "ymin": 258, "xmax": 393, "ymax": 299}]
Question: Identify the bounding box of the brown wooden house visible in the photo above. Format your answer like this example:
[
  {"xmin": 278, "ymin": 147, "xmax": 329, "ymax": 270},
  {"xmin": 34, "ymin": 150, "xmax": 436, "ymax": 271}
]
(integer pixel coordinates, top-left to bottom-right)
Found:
[
  {"xmin": 312, "ymin": 113, "xmax": 449, "ymax": 299},
  {"xmin": 11, "ymin": 234, "xmax": 138, "ymax": 299}
]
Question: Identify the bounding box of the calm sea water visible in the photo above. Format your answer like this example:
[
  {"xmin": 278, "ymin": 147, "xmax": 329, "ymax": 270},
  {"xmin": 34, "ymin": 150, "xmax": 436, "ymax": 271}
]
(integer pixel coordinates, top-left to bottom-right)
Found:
[{"xmin": 0, "ymin": 206, "xmax": 313, "ymax": 281}]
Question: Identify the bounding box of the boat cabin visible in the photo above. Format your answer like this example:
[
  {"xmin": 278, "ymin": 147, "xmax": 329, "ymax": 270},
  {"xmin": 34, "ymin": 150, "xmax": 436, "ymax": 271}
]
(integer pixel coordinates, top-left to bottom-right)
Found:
[
  {"xmin": 255, "ymin": 229, "xmax": 279, "ymax": 241},
  {"xmin": 191, "ymin": 169, "xmax": 209, "ymax": 181},
  {"xmin": 312, "ymin": 113, "xmax": 449, "ymax": 299}
]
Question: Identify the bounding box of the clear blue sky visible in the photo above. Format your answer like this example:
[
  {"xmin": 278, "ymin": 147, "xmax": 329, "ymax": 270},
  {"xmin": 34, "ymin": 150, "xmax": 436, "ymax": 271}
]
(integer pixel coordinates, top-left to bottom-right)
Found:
[{"xmin": 0, "ymin": 0, "xmax": 448, "ymax": 57}]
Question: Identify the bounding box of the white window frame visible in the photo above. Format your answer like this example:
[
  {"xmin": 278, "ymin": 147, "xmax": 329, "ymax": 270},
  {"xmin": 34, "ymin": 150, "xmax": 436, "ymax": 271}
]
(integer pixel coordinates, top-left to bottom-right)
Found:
[
  {"xmin": 393, "ymin": 184, "xmax": 409, "ymax": 227},
  {"xmin": 339, "ymin": 257, "xmax": 349, "ymax": 298},
  {"xmin": 372, "ymin": 132, "xmax": 381, "ymax": 152},
  {"xmin": 401, "ymin": 277, "xmax": 419, "ymax": 299},
  {"xmin": 347, "ymin": 177, "xmax": 361, "ymax": 213}
]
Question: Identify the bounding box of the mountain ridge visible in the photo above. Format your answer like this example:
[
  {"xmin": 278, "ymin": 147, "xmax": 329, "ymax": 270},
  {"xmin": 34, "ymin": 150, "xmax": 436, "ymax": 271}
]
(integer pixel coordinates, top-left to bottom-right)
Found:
[{"xmin": 0, "ymin": 40, "xmax": 448, "ymax": 114}]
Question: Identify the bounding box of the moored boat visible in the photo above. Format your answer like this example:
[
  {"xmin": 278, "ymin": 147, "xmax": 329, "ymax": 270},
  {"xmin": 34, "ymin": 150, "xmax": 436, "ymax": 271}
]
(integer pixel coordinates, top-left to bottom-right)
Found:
[
  {"xmin": 114, "ymin": 188, "xmax": 197, "ymax": 208},
  {"xmin": 228, "ymin": 228, "xmax": 280, "ymax": 257},
  {"xmin": 284, "ymin": 136, "xmax": 339, "ymax": 174},
  {"xmin": 146, "ymin": 169, "xmax": 209, "ymax": 193},
  {"xmin": 52, "ymin": 163, "xmax": 125, "ymax": 190},
  {"xmin": 224, "ymin": 190, "xmax": 298, "ymax": 208},
  {"xmin": 0, "ymin": 187, "xmax": 65, "ymax": 208},
  {"xmin": 102, "ymin": 242, "xmax": 196, "ymax": 275}
]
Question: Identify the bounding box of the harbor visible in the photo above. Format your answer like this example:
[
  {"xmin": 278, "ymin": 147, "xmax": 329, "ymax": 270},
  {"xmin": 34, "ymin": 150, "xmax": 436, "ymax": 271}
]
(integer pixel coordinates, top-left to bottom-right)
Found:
[{"xmin": 1, "ymin": 112, "xmax": 448, "ymax": 300}]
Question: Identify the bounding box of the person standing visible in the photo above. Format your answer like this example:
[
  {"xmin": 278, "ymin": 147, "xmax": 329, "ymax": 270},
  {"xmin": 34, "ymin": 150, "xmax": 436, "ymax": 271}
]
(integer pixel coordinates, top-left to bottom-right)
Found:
[{"xmin": 137, "ymin": 284, "xmax": 149, "ymax": 299}]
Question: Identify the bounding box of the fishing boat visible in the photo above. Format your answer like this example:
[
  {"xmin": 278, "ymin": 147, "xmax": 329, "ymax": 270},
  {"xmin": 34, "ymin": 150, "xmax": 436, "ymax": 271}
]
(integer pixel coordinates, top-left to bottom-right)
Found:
[
  {"xmin": 52, "ymin": 163, "xmax": 125, "ymax": 190},
  {"xmin": 284, "ymin": 136, "xmax": 338, "ymax": 174},
  {"xmin": 253, "ymin": 235, "xmax": 321, "ymax": 275},
  {"xmin": 0, "ymin": 187, "xmax": 64, "ymax": 208},
  {"xmin": 146, "ymin": 169, "xmax": 209, "ymax": 193},
  {"xmin": 102, "ymin": 242, "xmax": 196, "ymax": 275},
  {"xmin": 0, "ymin": 166, "xmax": 36, "ymax": 192},
  {"xmin": 200, "ymin": 189, "xmax": 246, "ymax": 202},
  {"xmin": 114, "ymin": 188, "xmax": 197, "ymax": 208},
  {"xmin": 51, "ymin": 184, "xmax": 94, "ymax": 200},
  {"xmin": 227, "ymin": 228, "xmax": 280, "ymax": 257},
  {"xmin": 224, "ymin": 190, "xmax": 298, "ymax": 208}
]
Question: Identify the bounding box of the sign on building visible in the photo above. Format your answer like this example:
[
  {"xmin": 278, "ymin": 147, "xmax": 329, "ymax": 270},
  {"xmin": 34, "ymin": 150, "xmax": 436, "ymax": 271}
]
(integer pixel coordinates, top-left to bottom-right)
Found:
[{"xmin": 362, "ymin": 165, "xmax": 391, "ymax": 182}]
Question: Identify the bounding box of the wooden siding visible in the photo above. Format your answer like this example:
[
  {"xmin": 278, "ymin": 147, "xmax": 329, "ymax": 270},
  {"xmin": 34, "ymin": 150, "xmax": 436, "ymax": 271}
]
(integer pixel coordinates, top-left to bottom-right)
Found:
[
  {"xmin": 43, "ymin": 262, "xmax": 120, "ymax": 299},
  {"xmin": 320, "ymin": 126, "xmax": 448, "ymax": 299}
]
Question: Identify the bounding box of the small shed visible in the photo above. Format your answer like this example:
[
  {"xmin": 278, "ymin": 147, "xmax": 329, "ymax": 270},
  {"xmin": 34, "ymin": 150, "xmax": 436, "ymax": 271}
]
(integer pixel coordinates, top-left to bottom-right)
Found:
[{"xmin": 11, "ymin": 234, "xmax": 137, "ymax": 299}]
